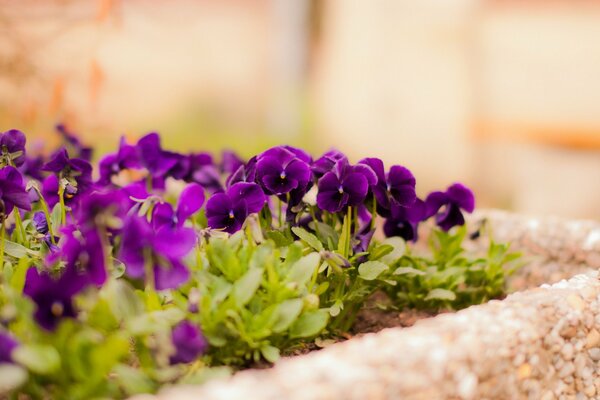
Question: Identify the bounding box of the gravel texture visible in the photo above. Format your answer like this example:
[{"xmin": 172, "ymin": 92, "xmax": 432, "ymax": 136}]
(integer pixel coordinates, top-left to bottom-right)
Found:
[{"xmin": 132, "ymin": 210, "xmax": 600, "ymax": 400}]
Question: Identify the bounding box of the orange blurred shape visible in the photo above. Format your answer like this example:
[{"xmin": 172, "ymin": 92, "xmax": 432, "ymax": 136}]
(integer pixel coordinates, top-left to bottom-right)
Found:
[
  {"xmin": 96, "ymin": 0, "xmax": 114, "ymax": 22},
  {"xmin": 89, "ymin": 59, "xmax": 105, "ymax": 109},
  {"xmin": 21, "ymin": 100, "xmax": 38, "ymax": 125},
  {"xmin": 49, "ymin": 77, "xmax": 65, "ymax": 114}
]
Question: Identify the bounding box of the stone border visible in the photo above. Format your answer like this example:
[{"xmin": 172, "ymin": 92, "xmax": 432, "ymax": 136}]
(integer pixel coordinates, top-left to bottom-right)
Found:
[{"xmin": 134, "ymin": 211, "xmax": 600, "ymax": 400}]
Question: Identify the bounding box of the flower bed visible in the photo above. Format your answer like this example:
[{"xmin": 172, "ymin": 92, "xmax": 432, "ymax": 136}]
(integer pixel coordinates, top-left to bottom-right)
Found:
[
  {"xmin": 133, "ymin": 211, "xmax": 600, "ymax": 400},
  {"xmin": 0, "ymin": 127, "xmax": 522, "ymax": 398}
]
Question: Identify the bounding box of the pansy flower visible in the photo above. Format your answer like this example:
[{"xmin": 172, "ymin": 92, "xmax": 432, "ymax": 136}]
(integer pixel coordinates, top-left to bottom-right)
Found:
[
  {"xmin": 135, "ymin": 133, "xmax": 179, "ymax": 186},
  {"xmin": 178, "ymin": 153, "xmax": 223, "ymax": 193},
  {"xmin": 41, "ymin": 148, "xmax": 94, "ymax": 208},
  {"xmin": 169, "ymin": 320, "xmax": 208, "ymax": 364},
  {"xmin": 152, "ymin": 183, "xmax": 205, "ymax": 229},
  {"xmin": 383, "ymin": 199, "xmax": 426, "ymax": 241},
  {"xmin": 205, "ymin": 182, "xmax": 266, "ymax": 233},
  {"xmin": 255, "ymin": 146, "xmax": 311, "ymax": 195},
  {"xmin": 311, "ymin": 149, "xmax": 346, "ymax": 179},
  {"xmin": 24, "ymin": 264, "xmax": 89, "ymax": 331},
  {"xmin": 226, "ymin": 156, "xmax": 257, "ymax": 187},
  {"xmin": 32, "ymin": 212, "xmax": 58, "ymax": 252},
  {"xmin": 0, "ymin": 129, "xmax": 26, "ymax": 167},
  {"xmin": 359, "ymin": 157, "xmax": 416, "ymax": 216},
  {"xmin": 220, "ymin": 150, "xmax": 244, "ymax": 175},
  {"xmin": 0, "ymin": 332, "xmax": 18, "ymax": 364},
  {"xmin": 97, "ymin": 137, "xmax": 141, "ymax": 186},
  {"xmin": 316, "ymin": 158, "xmax": 377, "ymax": 213},
  {"xmin": 0, "ymin": 166, "xmax": 31, "ymax": 221},
  {"xmin": 119, "ymin": 215, "xmax": 196, "ymax": 290},
  {"xmin": 425, "ymin": 183, "xmax": 475, "ymax": 231},
  {"xmin": 56, "ymin": 124, "xmax": 93, "ymax": 161}
]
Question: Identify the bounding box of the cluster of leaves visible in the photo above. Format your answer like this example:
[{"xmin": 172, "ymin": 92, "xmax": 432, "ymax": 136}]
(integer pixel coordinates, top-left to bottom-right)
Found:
[{"xmin": 0, "ymin": 127, "xmax": 522, "ymax": 399}]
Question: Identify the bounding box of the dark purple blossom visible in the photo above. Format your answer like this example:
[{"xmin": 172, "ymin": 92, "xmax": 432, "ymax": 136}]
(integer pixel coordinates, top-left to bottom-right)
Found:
[
  {"xmin": 152, "ymin": 183, "xmax": 205, "ymax": 229},
  {"xmin": 205, "ymin": 182, "xmax": 266, "ymax": 233},
  {"xmin": 41, "ymin": 148, "xmax": 94, "ymax": 207},
  {"xmin": 56, "ymin": 124, "xmax": 93, "ymax": 161},
  {"xmin": 383, "ymin": 199, "xmax": 426, "ymax": 241},
  {"xmin": 316, "ymin": 159, "xmax": 377, "ymax": 213},
  {"xmin": 0, "ymin": 129, "xmax": 26, "ymax": 167},
  {"xmin": 0, "ymin": 166, "xmax": 31, "ymax": 220},
  {"xmin": 359, "ymin": 158, "xmax": 416, "ymax": 216},
  {"xmin": 255, "ymin": 146, "xmax": 311, "ymax": 195},
  {"xmin": 32, "ymin": 211, "xmax": 58, "ymax": 251},
  {"xmin": 0, "ymin": 332, "xmax": 18, "ymax": 364},
  {"xmin": 226, "ymin": 156, "xmax": 257, "ymax": 187},
  {"xmin": 97, "ymin": 137, "xmax": 141, "ymax": 186},
  {"xmin": 19, "ymin": 154, "xmax": 45, "ymax": 181},
  {"xmin": 119, "ymin": 215, "xmax": 196, "ymax": 290},
  {"xmin": 312, "ymin": 149, "xmax": 346, "ymax": 179},
  {"xmin": 425, "ymin": 183, "xmax": 475, "ymax": 231},
  {"xmin": 220, "ymin": 150, "xmax": 244, "ymax": 175},
  {"xmin": 136, "ymin": 133, "xmax": 179, "ymax": 181},
  {"xmin": 24, "ymin": 264, "xmax": 88, "ymax": 331},
  {"xmin": 179, "ymin": 153, "xmax": 223, "ymax": 193},
  {"xmin": 169, "ymin": 320, "xmax": 208, "ymax": 364}
]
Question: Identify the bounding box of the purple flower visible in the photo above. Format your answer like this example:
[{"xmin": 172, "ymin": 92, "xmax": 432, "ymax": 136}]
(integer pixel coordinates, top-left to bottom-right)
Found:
[
  {"xmin": 0, "ymin": 332, "xmax": 18, "ymax": 364},
  {"xmin": 97, "ymin": 137, "xmax": 141, "ymax": 186},
  {"xmin": 76, "ymin": 189, "xmax": 129, "ymax": 230},
  {"xmin": 359, "ymin": 158, "xmax": 416, "ymax": 215},
  {"xmin": 316, "ymin": 159, "xmax": 377, "ymax": 213},
  {"xmin": 205, "ymin": 182, "xmax": 266, "ymax": 233},
  {"xmin": 136, "ymin": 133, "xmax": 179, "ymax": 180},
  {"xmin": 24, "ymin": 264, "xmax": 88, "ymax": 331},
  {"xmin": 33, "ymin": 211, "xmax": 58, "ymax": 251},
  {"xmin": 312, "ymin": 149, "xmax": 346, "ymax": 179},
  {"xmin": 226, "ymin": 156, "xmax": 257, "ymax": 187},
  {"xmin": 180, "ymin": 153, "xmax": 223, "ymax": 193},
  {"xmin": 46, "ymin": 226, "xmax": 108, "ymax": 286},
  {"xmin": 255, "ymin": 146, "xmax": 311, "ymax": 195},
  {"xmin": 56, "ymin": 124, "xmax": 93, "ymax": 161},
  {"xmin": 0, "ymin": 166, "xmax": 31, "ymax": 220},
  {"xmin": 119, "ymin": 215, "xmax": 196, "ymax": 290},
  {"xmin": 383, "ymin": 199, "xmax": 426, "ymax": 241},
  {"xmin": 169, "ymin": 320, "xmax": 208, "ymax": 364},
  {"xmin": 152, "ymin": 183, "xmax": 205, "ymax": 229},
  {"xmin": 220, "ymin": 150, "xmax": 244, "ymax": 175},
  {"xmin": 425, "ymin": 183, "xmax": 475, "ymax": 231},
  {"xmin": 19, "ymin": 154, "xmax": 46, "ymax": 181},
  {"xmin": 41, "ymin": 148, "xmax": 94, "ymax": 207},
  {"xmin": 0, "ymin": 129, "xmax": 26, "ymax": 167}
]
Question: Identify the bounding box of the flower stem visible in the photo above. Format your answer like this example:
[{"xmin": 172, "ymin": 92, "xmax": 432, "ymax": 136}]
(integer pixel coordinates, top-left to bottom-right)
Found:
[
  {"xmin": 277, "ymin": 198, "xmax": 283, "ymax": 228},
  {"xmin": 0, "ymin": 220, "xmax": 5, "ymax": 271},
  {"xmin": 35, "ymin": 189, "xmax": 56, "ymax": 244},
  {"xmin": 13, "ymin": 210, "xmax": 26, "ymax": 245},
  {"xmin": 58, "ymin": 185, "xmax": 67, "ymax": 226},
  {"xmin": 370, "ymin": 196, "xmax": 377, "ymax": 230}
]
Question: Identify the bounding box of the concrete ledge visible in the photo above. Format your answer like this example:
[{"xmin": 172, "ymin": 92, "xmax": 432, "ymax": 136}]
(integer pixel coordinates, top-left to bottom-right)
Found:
[
  {"xmin": 136, "ymin": 211, "xmax": 600, "ymax": 400},
  {"xmin": 146, "ymin": 270, "xmax": 600, "ymax": 400}
]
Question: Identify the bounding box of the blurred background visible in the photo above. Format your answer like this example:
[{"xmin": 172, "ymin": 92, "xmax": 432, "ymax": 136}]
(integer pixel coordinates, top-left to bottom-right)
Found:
[{"xmin": 1, "ymin": 0, "xmax": 600, "ymax": 219}]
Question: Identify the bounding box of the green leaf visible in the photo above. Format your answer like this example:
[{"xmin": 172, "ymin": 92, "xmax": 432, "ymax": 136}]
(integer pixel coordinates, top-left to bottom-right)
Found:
[
  {"xmin": 358, "ymin": 261, "xmax": 389, "ymax": 280},
  {"xmin": 9, "ymin": 256, "xmax": 30, "ymax": 293},
  {"xmin": 291, "ymin": 227, "xmax": 324, "ymax": 252},
  {"xmin": 113, "ymin": 364, "xmax": 156, "ymax": 395},
  {"xmin": 260, "ymin": 345, "xmax": 280, "ymax": 363},
  {"xmin": 369, "ymin": 244, "xmax": 393, "ymax": 261},
  {"xmin": 0, "ymin": 364, "xmax": 28, "ymax": 394},
  {"xmin": 336, "ymin": 213, "xmax": 351, "ymax": 257},
  {"xmin": 3, "ymin": 240, "xmax": 34, "ymax": 258},
  {"xmin": 286, "ymin": 252, "xmax": 320, "ymax": 287},
  {"xmin": 289, "ymin": 310, "xmax": 329, "ymax": 338},
  {"xmin": 425, "ymin": 288, "xmax": 456, "ymax": 301},
  {"xmin": 233, "ymin": 268, "xmax": 263, "ymax": 307},
  {"xmin": 271, "ymin": 299, "xmax": 303, "ymax": 333},
  {"xmin": 13, "ymin": 344, "xmax": 61, "ymax": 375},
  {"xmin": 50, "ymin": 203, "xmax": 62, "ymax": 232},
  {"xmin": 265, "ymin": 230, "xmax": 293, "ymax": 247},
  {"xmin": 394, "ymin": 266, "xmax": 426, "ymax": 276},
  {"xmin": 379, "ymin": 237, "xmax": 406, "ymax": 265}
]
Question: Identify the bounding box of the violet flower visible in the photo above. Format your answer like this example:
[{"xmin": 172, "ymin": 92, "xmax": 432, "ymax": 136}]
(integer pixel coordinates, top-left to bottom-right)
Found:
[
  {"xmin": 136, "ymin": 133, "xmax": 179, "ymax": 183},
  {"xmin": 119, "ymin": 215, "xmax": 196, "ymax": 290},
  {"xmin": 32, "ymin": 211, "xmax": 58, "ymax": 252},
  {"xmin": 180, "ymin": 153, "xmax": 223, "ymax": 193},
  {"xmin": 226, "ymin": 156, "xmax": 257, "ymax": 187},
  {"xmin": 0, "ymin": 166, "xmax": 31, "ymax": 220},
  {"xmin": 205, "ymin": 182, "xmax": 266, "ymax": 233},
  {"xmin": 0, "ymin": 332, "xmax": 18, "ymax": 364},
  {"xmin": 56, "ymin": 124, "xmax": 93, "ymax": 161},
  {"xmin": 316, "ymin": 158, "xmax": 377, "ymax": 213},
  {"xmin": 152, "ymin": 183, "xmax": 205, "ymax": 229},
  {"xmin": 0, "ymin": 129, "xmax": 26, "ymax": 167},
  {"xmin": 255, "ymin": 146, "xmax": 311, "ymax": 195},
  {"xmin": 41, "ymin": 148, "xmax": 94, "ymax": 207},
  {"xmin": 169, "ymin": 320, "xmax": 208, "ymax": 364},
  {"xmin": 24, "ymin": 264, "xmax": 88, "ymax": 331},
  {"xmin": 311, "ymin": 149, "xmax": 346, "ymax": 179},
  {"xmin": 359, "ymin": 158, "xmax": 416, "ymax": 216},
  {"xmin": 220, "ymin": 150, "xmax": 244, "ymax": 175},
  {"xmin": 19, "ymin": 154, "xmax": 45, "ymax": 181},
  {"xmin": 425, "ymin": 183, "xmax": 475, "ymax": 231},
  {"xmin": 383, "ymin": 199, "xmax": 426, "ymax": 241},
  {"xmin": 97, "ymin": 137, "xmax": 141, "ymax": 186}
]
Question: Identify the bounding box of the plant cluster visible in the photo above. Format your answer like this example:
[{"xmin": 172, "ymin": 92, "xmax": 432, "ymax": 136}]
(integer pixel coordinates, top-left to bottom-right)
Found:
[{"xmin": 0, "ymin": 127, "xmax": 520, "ymax": 399}]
